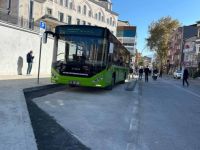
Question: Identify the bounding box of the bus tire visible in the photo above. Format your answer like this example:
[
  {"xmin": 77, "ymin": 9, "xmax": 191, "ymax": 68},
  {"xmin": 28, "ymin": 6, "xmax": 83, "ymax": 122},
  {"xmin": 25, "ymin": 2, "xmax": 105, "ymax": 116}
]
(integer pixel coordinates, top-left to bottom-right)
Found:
[
  {"xmin": 120, "ymin": 73, "xmax": 126, "ymax": 84},
  {"xmin": 105, "ymin": 76, "xmax": 115, "ymax": 90}
]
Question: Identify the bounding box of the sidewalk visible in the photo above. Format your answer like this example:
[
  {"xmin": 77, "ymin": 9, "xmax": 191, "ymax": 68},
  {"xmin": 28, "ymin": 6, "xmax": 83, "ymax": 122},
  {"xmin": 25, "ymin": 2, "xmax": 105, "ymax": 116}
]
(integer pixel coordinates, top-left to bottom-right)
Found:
[{"xmin": 0, "ymin": 75, "xmax": 51, "ymax": 150}]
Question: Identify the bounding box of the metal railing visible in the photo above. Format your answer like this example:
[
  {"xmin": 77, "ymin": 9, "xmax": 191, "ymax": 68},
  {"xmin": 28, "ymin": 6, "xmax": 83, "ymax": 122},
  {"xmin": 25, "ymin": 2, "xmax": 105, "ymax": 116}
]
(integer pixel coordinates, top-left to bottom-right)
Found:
[{"xmin": 0, "ymin": 10, "xmax": 40, "ymax": 32}]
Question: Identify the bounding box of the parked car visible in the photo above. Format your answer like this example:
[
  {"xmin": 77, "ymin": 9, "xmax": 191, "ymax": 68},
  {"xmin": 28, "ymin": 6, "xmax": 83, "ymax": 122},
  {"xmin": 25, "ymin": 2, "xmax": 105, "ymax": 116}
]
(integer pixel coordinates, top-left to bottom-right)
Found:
[{"xmin": 173, "ymin": 70, "xmax": 182, "ymax": 79}]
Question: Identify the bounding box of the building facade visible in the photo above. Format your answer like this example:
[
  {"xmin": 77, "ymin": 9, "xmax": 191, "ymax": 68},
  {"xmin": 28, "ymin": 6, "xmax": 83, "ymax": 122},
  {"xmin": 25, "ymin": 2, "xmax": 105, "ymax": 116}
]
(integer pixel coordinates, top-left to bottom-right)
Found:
[
  {"xmin": 117, "ymin": 20, "xmax": 136, "ymax": 55},
  {"xmin": 196, "ymin": 21, "xmax": 200, "ymax": 66},
  {"xmin": 0, "ymin": 0, "xmax": 118, "ymax": 34},
  {"xmin": 116, "ymin": 20, "xmax": 137, "ymax": 69},
  {"xmin": 168, "ymin": 27, "xmax": 182, "ymax": 72},
  {"xmin": 183, "ymin": 36, "xmax": 198, "ymax": 68},
  {"xmin": 168, "ymin": 25, "xmax": 197, "ymax": 73}
]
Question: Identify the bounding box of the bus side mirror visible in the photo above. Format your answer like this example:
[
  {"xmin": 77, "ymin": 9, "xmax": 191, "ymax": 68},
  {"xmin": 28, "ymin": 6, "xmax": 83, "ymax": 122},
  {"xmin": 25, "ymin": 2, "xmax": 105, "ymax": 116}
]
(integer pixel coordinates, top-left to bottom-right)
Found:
[
  {"xmin": 43, "ymin": 31, "xmax": 55, "ymax": 44},
  {"xmin": 43, "ymin": 32, "xmax": 48, "ymax": 44}
]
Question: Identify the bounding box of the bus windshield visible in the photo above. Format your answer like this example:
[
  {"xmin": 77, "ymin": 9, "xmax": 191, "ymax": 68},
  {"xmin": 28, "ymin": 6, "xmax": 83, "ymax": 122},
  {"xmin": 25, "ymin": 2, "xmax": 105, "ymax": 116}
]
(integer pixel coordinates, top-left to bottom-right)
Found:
[{"xmin": 56, "ymin": 35, "xmax": 107, "ymax": 66}]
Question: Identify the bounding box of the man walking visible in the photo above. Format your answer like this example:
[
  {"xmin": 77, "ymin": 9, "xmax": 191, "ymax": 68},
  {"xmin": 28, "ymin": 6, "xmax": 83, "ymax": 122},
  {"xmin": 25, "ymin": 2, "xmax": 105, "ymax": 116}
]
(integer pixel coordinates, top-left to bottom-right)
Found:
[
  {"xmin": 26, "ymin": 50, "xmax": 34, "ymax": 75},
  {"xmin": 139, "ymin": 67, "xmax": 143, "ymax": 80},
  {"xmin": 183, "ymin": 68, "xmax": 189, "ymax": 87},
  {"xmin": 144, "ymin": 66, "xmax": 150, "ymax": 82}
]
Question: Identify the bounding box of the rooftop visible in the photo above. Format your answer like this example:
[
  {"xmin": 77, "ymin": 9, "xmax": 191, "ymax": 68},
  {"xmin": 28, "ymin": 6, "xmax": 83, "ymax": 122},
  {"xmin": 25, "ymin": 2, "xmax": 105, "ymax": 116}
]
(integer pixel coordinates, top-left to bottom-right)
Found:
[{"xmin": 117, "ymin": 20, "xmax": 130, "ymax": 26}]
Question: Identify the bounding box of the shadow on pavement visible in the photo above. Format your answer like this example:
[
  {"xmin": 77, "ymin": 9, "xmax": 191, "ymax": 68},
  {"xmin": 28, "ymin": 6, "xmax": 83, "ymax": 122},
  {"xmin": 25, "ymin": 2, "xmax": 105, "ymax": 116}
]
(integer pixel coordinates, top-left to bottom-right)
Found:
[{"xmin": 23, "ymin": 84, "xmax": 90, "ymax": 150}]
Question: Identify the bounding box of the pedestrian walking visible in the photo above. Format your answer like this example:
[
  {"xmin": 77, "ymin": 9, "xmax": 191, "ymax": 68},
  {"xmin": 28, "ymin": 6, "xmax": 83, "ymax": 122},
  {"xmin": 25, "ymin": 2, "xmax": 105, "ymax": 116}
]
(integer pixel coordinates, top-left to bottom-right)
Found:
[
  {"xmin": 144, "ymin": 66, "xmax": 150, "ymax": 82},
  {"xmin": 139, "ymin": 67, "xmax": 143, "ymax": 80},
  {"xmin": 152, "ymin": 67, "xmax": 158, "ymax": 80},
  {"xmin": 26, "ymin": 50, "xmax": 34, "ymax": 75},
  {"xmin": 183, "ymin": 68, "xmax": 189, "ymax": 87}
]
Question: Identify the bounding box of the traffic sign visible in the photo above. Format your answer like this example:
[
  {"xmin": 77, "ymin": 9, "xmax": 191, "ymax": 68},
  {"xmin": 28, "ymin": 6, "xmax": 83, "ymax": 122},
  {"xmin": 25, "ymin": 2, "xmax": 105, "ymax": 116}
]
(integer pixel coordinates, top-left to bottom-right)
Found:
[
  {"xmin": 40, "ymin": 21, "xmax": 46, "ymax": 30},
  {"xmin": 39, "ymin": 21, "xmax": 46, "ymax": 36}
]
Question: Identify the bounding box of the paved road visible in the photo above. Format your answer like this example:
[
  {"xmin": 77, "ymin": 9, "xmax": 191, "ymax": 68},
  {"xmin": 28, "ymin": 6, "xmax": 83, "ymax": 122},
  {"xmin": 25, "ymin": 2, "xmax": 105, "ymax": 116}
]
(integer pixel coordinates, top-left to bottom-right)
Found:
[
  {"xmin": 33, "ymin": 82, "xmax": 139, "ymax": 150},
  {"xmin": 137, "ymin": 78, "xmax": 200, "ymax": 150},
  {"xmin": 33, "ymin": 77, "xmax": 200, "ymax": 150}
]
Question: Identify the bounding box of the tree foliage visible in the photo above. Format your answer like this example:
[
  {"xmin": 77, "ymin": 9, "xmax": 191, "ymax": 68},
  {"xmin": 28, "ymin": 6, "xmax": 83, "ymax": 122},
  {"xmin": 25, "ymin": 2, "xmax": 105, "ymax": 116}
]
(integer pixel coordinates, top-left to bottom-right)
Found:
[{"xmin": 146, "ymin": 16, "xmax": 180, "ymax": 68}]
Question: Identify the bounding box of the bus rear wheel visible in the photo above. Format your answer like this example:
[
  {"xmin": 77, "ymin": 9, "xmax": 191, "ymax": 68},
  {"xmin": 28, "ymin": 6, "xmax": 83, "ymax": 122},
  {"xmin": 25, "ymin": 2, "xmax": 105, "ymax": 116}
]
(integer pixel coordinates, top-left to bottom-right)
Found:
[
  {"xmin": 105, "ymin": 77, "xmax": 115, "ymax": 90},
  {"xmin": 120, "ymin": 73, "xmax": 126, "ymax": 84}
]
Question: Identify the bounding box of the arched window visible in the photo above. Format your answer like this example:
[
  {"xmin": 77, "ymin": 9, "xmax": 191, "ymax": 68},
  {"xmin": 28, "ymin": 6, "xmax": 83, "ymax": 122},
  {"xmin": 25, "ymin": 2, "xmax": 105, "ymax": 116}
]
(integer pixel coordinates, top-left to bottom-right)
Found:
[
  {"xmin": 113, "ymin": 21, "xmax": 115, "ymax": 26},
  {"xmin": 83, "ymin": 5, "xmax": 87, "ymax": 15},
  {"xmin": 78, "ymin": 5, "xmax": 81, "ymax": 13},
  {"xmin": 65, "ymin": 0, "xmax": 68, "ymax": 7},
  {"xmin": 95, "ymin": 13, "xmax": 98, "ymax": 20},
  {"xmin": 69, "ymin": 1, "xmax": 73, "ymax": 9},
  {"xmin": 98, "ymin": 12, "xmax": 101, "ymax": 21},
  {"xmin": 88, "ymin": 10, "xmax": 92, "ymax": 17},
  {"xmin": 110, "ymin": 17, "xmax": 112, "ymax": 25},
  {"xmin": 107, "ymin": 18, "xmax": 109, "ymax": 24},
  {"xmin": 102, "ymin": 16, "xmax": 104, "ymax": 22}
]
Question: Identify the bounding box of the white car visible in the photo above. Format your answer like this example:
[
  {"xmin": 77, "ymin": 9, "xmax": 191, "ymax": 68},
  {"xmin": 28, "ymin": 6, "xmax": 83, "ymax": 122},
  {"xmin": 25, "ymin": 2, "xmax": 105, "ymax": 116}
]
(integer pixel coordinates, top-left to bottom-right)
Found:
[{"xmin": 173, "ymin": 70, "xmax": 182, "ymax": 79}]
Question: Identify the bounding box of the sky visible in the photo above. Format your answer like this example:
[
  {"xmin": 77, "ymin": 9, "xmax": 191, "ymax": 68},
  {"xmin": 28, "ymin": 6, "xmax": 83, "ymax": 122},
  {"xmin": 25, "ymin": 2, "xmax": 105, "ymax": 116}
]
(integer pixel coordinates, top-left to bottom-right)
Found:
[{"xmin": 112, "ymin": 0, "xmax": 200, "ymax": 57}]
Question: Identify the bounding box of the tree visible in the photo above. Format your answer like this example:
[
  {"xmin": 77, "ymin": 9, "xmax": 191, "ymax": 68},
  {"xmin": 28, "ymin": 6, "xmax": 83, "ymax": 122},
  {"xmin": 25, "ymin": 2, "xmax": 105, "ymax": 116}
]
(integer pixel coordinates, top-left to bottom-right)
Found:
[
  {"xmin": 138, "ymin": 57, "xmax": 144, "ymax": 66},
  {"xmin": 146, "ymin": 16, "xmax": 180, "ymax": 72}
]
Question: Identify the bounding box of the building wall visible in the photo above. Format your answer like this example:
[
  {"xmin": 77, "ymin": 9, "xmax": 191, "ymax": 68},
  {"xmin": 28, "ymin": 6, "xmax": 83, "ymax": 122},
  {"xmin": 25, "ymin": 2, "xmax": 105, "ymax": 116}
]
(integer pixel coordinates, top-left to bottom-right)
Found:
[
  {"xmin": 168, "ymin": 25, "xmax": 197, "ymax": 70},
  {"xmin": 0, "ymin": 0, "xmax": 19, "ymax": 16},
  {"xmin": 183, "ymin": 37, "xmax": 198, "ymax": 68},
  {"xmin": 0, "ymin": 21, "xmax": 54, "ymax": 75},
  {"xmin": 0, "ymin": 0, "xmax": 7, "ymax": 9},
  {"xmin": 117, "ymin": 26, "xmax": 137, "ymax": 55},
  {"xmin": 18, "ymin": 0, "xmax": 30, "ymax": 19},
  {"xmin": 196, "ymin": 22, "xmax": 200, "ymax": 64},
  {"xmin": 18, "ymin": 0, "xmax": 118, "ymax": 34}
]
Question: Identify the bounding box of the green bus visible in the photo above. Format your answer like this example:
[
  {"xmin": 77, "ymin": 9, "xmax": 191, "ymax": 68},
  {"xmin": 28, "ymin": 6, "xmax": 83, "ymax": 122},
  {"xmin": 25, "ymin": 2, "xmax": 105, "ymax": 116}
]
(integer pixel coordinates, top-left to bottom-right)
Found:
[{"xmin": 45, "ymin": 25, "xmax": 130, "ymax": 89}]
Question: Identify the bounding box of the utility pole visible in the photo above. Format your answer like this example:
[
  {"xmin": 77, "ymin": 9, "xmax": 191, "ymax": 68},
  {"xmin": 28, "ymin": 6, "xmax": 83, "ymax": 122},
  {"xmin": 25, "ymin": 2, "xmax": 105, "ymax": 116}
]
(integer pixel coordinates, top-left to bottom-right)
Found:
[
  {"xmin": 37, "ymin": 21, "xmax": 46, "ymax": 84},
  {"xmin": 37, "ymin": 37, "xmax": 42, "ymax": 84}
]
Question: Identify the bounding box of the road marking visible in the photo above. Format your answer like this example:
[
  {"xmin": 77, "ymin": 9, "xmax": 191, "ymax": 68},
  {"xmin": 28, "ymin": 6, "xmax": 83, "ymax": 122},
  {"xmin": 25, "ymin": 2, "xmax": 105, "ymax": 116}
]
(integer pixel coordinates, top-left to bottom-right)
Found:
[{"xmin": 129, "ymin": 118, "xmax": 138, "ymax": 131}]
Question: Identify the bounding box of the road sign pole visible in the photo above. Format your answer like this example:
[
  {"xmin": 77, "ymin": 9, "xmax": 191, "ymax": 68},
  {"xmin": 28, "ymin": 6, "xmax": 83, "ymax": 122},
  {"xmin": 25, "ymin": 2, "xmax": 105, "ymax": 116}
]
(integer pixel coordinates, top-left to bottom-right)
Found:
[
  {"xmin": 37, "ymin": 37, "xmax": 42, "ymax": 84},
  {"xmin": 37, "ymin": 21, "xmax": 46, "ymax": 84}
]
